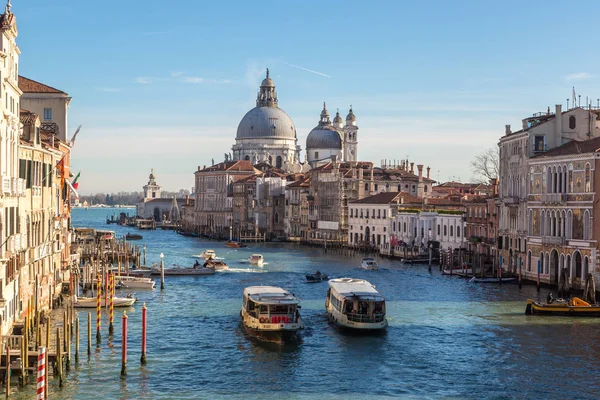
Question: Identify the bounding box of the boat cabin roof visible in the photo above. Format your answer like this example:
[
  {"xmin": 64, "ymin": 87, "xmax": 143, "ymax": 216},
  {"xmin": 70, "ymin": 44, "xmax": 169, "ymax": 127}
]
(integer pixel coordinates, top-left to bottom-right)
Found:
[
  {"xmin": 328, "ymin": 278, "xmax": 385, "ymax": 300},
  {"xmin": 205, "ymin": 250, "xmax": 215, "ymax": 253},
  {"xmin": 362, "ymin": 257, "xmax": 376, "ymax": 262},
  {"xmin": 251, "ymin": 254, "xmax": 263, "ymax": 258},
  {"xmin": 244, "ymin": 286, "xmax": 299, "ymax": 305}
]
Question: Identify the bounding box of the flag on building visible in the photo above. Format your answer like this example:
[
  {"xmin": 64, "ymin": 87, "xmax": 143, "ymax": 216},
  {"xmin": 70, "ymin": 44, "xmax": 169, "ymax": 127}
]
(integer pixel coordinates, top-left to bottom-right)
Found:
[
  {"xmin": 72, "ymin": 171, "xmax": 81, "ymax": 189},
  {"xmin": 69, "ymin": 125, "xmax": 82, "ymax": 147},
  {"xmin": 56, "ymin": 157, "xmax": 65, "ymax": 189}
]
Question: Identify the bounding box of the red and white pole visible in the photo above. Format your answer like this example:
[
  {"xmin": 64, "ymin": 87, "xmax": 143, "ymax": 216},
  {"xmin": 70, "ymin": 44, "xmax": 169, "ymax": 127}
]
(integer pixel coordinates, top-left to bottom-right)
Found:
[
  {"xmin": 141, "ymin": 303, "xmax": 147, "ymax": 365},
  {"xmin": 37, "ymin": 346, "xmax": 46, "ymax": 400},
  {"xmin": 121, "ymin": 311, "xmax": 128, "ymax": 377},
  {"xmin": 96, "ymin": 274, "xmax": 102, "ymax": 342}
]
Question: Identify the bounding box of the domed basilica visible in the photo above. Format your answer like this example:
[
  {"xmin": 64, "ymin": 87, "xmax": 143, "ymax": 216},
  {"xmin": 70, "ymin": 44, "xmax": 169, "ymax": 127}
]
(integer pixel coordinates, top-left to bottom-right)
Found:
[{"xmin": 231, "ymin": 69, "xmax": 359, "ymax": 171}]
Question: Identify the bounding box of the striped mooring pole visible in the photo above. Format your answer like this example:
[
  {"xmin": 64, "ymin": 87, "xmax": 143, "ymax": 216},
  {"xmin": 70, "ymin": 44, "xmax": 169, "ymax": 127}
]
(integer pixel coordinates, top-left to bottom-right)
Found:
[
  {"xmin": 121, "ymin": 312, "xmax": 128, "ymax": 377},
  {"xmin": 36, "ymin": 347, "xmax": 46, "ymax": 400},
  {"xmin": 109, "ymin": 272, "xmax": 115, "ymax": 335},
  {"xmin": 140, "ymin": 303, "xmax": 147, "ymax": 365},
  {"xmin": 96, "ymin": 275, "xmax": 102, "ymax": 342}
]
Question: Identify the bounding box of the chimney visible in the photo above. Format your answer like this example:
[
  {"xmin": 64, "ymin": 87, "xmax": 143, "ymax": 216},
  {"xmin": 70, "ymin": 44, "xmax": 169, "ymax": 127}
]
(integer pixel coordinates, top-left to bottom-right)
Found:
[
  {"xmin": 491, "ymin": 178, "xmax": 498, "ymax": 196},
  {"xmin": 555, "ymin": 104, "xmax": 562, "ymax": 141},
  {"xmin": 505, "ymin": 124, "xmax": 511, "ymax": 135},
  {"xmin": 410, "ymin": 163, "xmax": 414, "ymax": 174},
  {"xmin": 417, "ymin": 165, "xmax": 424, "ymax": 182},
  {"xmin": 426, "ymin": 166, "xmax": 431, "ymax": 179},
  {"xmin": 522, "ymin": 119, "xmax": 528, "ymax": 130}
]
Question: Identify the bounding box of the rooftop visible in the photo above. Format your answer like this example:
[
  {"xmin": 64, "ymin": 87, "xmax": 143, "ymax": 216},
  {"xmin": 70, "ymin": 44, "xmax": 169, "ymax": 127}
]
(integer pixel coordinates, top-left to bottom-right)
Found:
[
  {"xmin": 532, "ymin": 137, "xmax": 600, "ymax": 158},
  {"xmin": 19, "ymin": 76, "xmax": 67, "ymax": 94}
]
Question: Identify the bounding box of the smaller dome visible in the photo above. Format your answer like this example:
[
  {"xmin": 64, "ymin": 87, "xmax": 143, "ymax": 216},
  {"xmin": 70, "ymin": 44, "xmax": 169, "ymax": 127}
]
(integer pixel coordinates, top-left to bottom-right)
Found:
[
  {"xmin": 333, "ymin": 110, "xmax": 343, "ymax": 124},
  {"xmin": 261, "ymin": 68, "xmax": 275, "ymax": 87},
  {"xmin": 346, "ymin": 106, "xmax": 356, "ymax": 121},
  {"xmin": 306, "ymin": 126, "xmax": 342, "ymax": 150}
]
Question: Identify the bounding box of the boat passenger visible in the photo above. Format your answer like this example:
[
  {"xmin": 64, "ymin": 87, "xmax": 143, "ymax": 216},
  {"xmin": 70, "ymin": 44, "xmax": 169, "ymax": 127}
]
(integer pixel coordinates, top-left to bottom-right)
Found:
[{"xmin": 194, "ymin": 260, "xmax": 200, "ymax": 269}]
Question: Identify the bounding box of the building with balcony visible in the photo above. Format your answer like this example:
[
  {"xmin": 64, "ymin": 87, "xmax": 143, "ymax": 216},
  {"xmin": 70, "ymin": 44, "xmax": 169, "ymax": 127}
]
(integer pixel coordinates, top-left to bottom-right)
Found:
[
  {"xmin": 525, "ymin": 136, "xmax": 600, "ymax": 289},
  {"xmin": 498, "ymin": 103, "xmax": 600, "ymax": 274}
]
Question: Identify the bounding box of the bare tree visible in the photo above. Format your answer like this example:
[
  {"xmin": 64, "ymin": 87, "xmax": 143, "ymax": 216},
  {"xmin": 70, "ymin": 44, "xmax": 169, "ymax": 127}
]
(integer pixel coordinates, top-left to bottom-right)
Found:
[{"xmin": 470, "ymin": 147, "xmax": 499, "ymax": 184}]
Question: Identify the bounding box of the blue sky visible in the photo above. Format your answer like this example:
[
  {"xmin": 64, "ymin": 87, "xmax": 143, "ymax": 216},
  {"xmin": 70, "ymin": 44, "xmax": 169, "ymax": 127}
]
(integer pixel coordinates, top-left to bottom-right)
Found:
[{"xmin": 13, "ymin": 0, "xmax": 600, "ymax": 193}]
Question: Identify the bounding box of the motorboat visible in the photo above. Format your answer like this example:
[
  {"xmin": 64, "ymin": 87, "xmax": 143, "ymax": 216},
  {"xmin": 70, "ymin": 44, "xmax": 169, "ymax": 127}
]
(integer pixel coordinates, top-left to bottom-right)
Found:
[
  {"xmin": 74, "ymin": 295, "xmax": 136, "ymax": 308},
  {"xmin": 249, "ymin": 254, "xmax": 264, "ymax": 266},
  {"xmin": 470, "ymin": 276, "xmax": 516, "ymax": 283},
  {"xmin": 200, "ymin": 250, "xmax": 217, "ymax": 260},
  {"xmin": 326, "ymin": 278, "xmax": 388, "ymax": 330},
  {"xmin": 226, "ymin": 241, "xmax": 247, "ymax": 248},
  {"xmin": 442, "ymin": 265, "xmax": 473, "ymax": 276},
  {"xmin": 115, "ymin": 275, "xmax": 156, "ymax": 289},
  {"xmin": 125, "ymin": 233, "xmax": 143, "ymax": 240},
  {"xmin": 241, "ymin": 286, "xmax": 304, "ymax": 342},
  {"xmin": 127, "ymin": 267, "xmax": 153, "ymax": 278},
  {"xmin": 204, "ymin": 260, "xmax": 229, "ymax": 271},
  {"xmin": 360, "ymin": 257, "xmax": 379, "ymax": 271},
  {"xmin": 306, "ymin": 271, "xmax": 328, "ymax": 283},
  {"xmin": 525, "ymin": 295, "xmax": 600, "ymax": 316},
  {"xmin": 150, "ymin": 265, "xmax": 215, "ymax": 276}
]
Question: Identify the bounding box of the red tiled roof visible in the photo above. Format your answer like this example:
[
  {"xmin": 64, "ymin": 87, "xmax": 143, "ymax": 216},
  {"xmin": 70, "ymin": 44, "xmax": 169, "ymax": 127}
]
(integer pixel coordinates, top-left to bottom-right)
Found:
[
  {"xmin": 18, "ymin": 76, "xmax": 67, "ymax": 94},
  {"xmin": 533, "ymin": 137, "xmax": 600, "ymax": 158},
  {"xmin": 351, "ymin": 192, "xmax": 420, "ymax": 205},
  {"xmin": 198, "ymin": 160, "xmax": 258, "ymax": 173}
]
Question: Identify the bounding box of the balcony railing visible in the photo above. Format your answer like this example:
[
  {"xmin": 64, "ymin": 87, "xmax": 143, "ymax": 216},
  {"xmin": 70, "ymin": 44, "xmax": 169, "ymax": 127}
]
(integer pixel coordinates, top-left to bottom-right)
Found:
[
  {"xmin": 2, "ymin": 177, "xmax": 10, "ymax": 194},
  {"xmin": 541, "ymin": 236, "xmax": 565, "ymax": 246},
  {"xmin": 346, "ymin": 312, "xmax": 386, "ymax": 323},
  {"xmin": 542, "ymin": 193, "xmax": 566, "ymax": 204}
]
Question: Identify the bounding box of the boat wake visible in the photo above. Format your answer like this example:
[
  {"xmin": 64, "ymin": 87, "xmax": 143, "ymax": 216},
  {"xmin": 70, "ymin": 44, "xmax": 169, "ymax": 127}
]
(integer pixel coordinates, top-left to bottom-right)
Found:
[{"xmin": 221, "ymin": 267, "xmax": 266, "ymax": 273}]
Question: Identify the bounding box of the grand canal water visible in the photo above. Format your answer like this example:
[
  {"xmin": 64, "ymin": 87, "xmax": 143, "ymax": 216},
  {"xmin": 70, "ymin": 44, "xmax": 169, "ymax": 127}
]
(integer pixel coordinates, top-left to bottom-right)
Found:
[{"xmin": 13, "ymin": 207, "xmax": 600, "ymax": 399}]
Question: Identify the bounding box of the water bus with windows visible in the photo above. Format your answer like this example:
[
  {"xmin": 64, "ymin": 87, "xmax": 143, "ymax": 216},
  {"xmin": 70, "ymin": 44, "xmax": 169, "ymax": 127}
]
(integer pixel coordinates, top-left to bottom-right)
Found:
[
  {"xmin": 241, "ymin": 286, "xmax": 304, "ymax": 342},
  {"xmin": 325, "ymin": 278, "xmax": 387, "ymax": 330}
]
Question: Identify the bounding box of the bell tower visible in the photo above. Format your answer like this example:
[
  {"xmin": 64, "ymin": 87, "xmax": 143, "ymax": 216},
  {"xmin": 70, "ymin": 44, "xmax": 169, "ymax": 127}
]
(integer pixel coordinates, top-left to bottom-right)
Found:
[
  {"xmin": 143, "ymin": 169, "xmax": 162, "ymax": 200},
  {"xmin": 343, "ymin": 106, "xmax": 358, "ymax": 162}
]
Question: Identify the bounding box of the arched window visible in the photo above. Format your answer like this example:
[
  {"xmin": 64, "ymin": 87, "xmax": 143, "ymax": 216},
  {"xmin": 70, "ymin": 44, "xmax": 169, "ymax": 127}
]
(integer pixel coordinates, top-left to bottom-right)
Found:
[
  {"xmin": 444, "ymin": 225, "xmax": 447, "ymax": 236},
  {"xmin": 539, "ymin": 252, "xmax": 544, "ymax": 274},
  {"xmin": 437, "ymin": 224, "xmax": 441, "ymax": 235},
  {"xmin": 529, "ymin": 168, "xmax": 534, "ymax": 194},
  {"xmin": 569, "ymin": 115, "xmax": 576, "ymax": 129},
  {"xmin": 450, "ymin": 226, "xmax": 454, "ymax": 236},
  {"xmin": 397, "ymin": 185, "xmax": 401, "ymax": 191},
  {"xmin": 568, "ymin": 164, "xmax": 573, "ymax": 192},
  {"xmin": 244, "ymin": 155, "xmax": 250, "ymax": 161},
  {"xmin": 527, "ymin": 251, "xmax": 532, "ymax": 272},
  {"xmin": 457, "ymin": 226, "xmax": 461, "ymax": 237},
  {"xmin": 276, "ymin": 156, "xmax": 282, "ymax": 169},
  {"xmin": 585, "ymin": 163, "xmax": 591, "ymax": 193},
  {"xmin": 403, "ymin": 222, "xmax": 407, "ymax": 232},
  {"xmin": 542, "ymin": 167, "xmax": 547, "ymax": 193}
]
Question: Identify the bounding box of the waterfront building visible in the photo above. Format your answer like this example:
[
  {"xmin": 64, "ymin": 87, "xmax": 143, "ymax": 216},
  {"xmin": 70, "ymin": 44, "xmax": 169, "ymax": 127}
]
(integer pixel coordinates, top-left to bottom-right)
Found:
[
  {"xmin": 18, "ymin": 76, "xmax": 72, "ymax": 143},
  {"xmin": 371, "ymin": 162, "xmax": 435, "ymax": 197},
  {"xmin": 525, "ymin": 137, "xmax": 600, "ymax": 289},
  {"xmin": 498, "ymin": 104, "xmax": 600, "ymax": 273},
  {"xmin": 432, "ymin": 181, "xmax": 492, "ymax": 198},
  {"xmin": 194, "ymin": 160, "xmax": 259, "ymax": 237},
  {"xmin": 464, "ymin": 195, "xmax": 497, "ymax": 256},
  {"xmin": 284, "ymin": 175, "xmax": 310, "ymax": 240},
  {"xmin": 254, "ymin": 171, "xmax": 287, "ymax": 239},
  {"xmin": 136, "ymin": 169, "xmax": 187, "ymax": 221}
]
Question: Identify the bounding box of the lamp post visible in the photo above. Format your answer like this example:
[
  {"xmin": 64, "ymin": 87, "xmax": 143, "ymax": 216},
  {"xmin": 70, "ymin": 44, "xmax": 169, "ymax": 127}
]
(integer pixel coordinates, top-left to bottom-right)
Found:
[{"xmin": 160, "ymin": 253, "xmax": 165, "ymax": 290}]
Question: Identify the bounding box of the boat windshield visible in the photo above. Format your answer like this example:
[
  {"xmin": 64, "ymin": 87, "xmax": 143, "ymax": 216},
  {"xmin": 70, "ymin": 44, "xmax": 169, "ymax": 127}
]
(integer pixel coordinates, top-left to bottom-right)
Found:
[{"xmin": 342, "ymin": 298, "xmax": 385, "ymax": 323}]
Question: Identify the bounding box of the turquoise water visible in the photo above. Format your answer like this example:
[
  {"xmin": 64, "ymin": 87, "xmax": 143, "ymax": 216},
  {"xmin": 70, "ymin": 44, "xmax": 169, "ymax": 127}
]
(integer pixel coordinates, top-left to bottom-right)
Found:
[{"xmin": 11, "ymin": 207, "xmax": 600, "ymax": 399}]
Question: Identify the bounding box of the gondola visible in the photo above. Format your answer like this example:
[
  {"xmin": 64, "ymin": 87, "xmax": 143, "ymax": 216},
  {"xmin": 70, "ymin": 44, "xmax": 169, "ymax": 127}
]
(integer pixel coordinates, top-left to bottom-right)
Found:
[
  {"xmin": 125, "ymin": 233, "xmax": 143, "ymax": 240},
  {"xmin": 305, "ymin": 271, "xmax": 328, "ymax": 283}
]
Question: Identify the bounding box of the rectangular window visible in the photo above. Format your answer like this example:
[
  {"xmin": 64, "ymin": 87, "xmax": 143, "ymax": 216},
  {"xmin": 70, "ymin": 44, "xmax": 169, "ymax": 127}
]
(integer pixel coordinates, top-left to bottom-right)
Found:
[
  {"xmin": 533, "ymin": 136, "xmax": 545, "ymax": 152},
  {"xmin": 19, "ymin": 159, "xmax": 26, "ymax": 179},
  {"xmin": 43, "ymin": 108, "xmax": 53, "ymax": 120},
  {"xmin": 26, "ymin": 160, "xmax": 32, "ymax": 188}
]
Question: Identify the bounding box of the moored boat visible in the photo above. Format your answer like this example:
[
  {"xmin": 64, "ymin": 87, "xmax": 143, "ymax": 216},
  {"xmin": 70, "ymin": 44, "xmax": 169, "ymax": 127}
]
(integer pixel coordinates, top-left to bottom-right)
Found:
[
  {"xmin": 150, "ymin": 265, "xmax": 215, "ymax": 276},
  {"xmin": 74, "ymin": 295, "xmax": 136, "ymax": 308},
  {"xmin": 241, "ymin": 286, "xmax": 304, "ymax": 342},
  {"xmin": 326, "ymin": 278, "xmax": 387, "ymax": 330},
  {"xmin": 205, "ymin": 260, "xmax": 229, "ymax": 270},
  {"xmin": 525, "ymin": 296, "xmax": 600, "ymax": 316},
  {"xmin": 360, "ymin": 257, "xmax": 379, "ymax": 271},
  {"xmin": 115, "ymin": 276, "xmax": 156, "ymax": 289},
  {"xmin": 125, "ymin": 233, "xmax": 143, "ymax": 240},
  {"xmin": 226, "ymin": 241, "xmax": 247, "ymax": 248},
  {"xmin": 442, "ymin": 266, "xmax": 473, "ymax": 276},
  {"xmin": 470, "ymin": 276, "xmax": 516, "ymax": 283},
  {"xmin": 249, "ymin": 254, "xmax": 264, "ymax": 266}
]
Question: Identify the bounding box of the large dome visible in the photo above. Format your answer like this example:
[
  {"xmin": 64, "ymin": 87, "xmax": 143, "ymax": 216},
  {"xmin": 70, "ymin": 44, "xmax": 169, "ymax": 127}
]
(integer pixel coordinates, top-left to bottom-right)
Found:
[
  {"xmin": 236, "ymin": 106, "xmax": 296, "ymax": 140},
  {"xmin": 306, "ymin": 125, "xmax": 342, "ymax": 149}
]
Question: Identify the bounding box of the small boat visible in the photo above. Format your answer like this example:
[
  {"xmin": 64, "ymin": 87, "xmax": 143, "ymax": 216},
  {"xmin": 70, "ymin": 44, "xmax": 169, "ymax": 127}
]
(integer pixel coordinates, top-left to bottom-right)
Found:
[
  {"xmin": 326, "ymin": 278, "xmax": 387, "ymax": 330},
  {"xmin": 525, "ymin": 295, "xmax": 600, "ymax": 316},
  {"xmin": 205, "ymin": 260, "xmax": 229, "ymax": 271},
  {"xmin": 402, "ymin": 257, "xmax": 430, "ymax": 265},
  {"xmin": 127, "ymin": 267, "xmax": 153, "ymax": 278},
  {"xmin": 360, "ymin": 257, "xmax": 379, "ymax": 271},
  {"xmin": 470, "ymin": 276, "xmax": 516, "ymax": 283},
  {"xmin": 115, "ymin": 276, "xmax": 156, "ymax": 289},
  {"xmin": 150, "ymin": 265, "xmax": 215, "ymax": 276},
  {"xmin": 241, "ymin": 286, "xmax": 304, "ymax": 342},
  {"xmin": 249, "ymin": 254, "xmax": 264, "ymax": 266},
  {"xmin": 74, "ymin": 295, "xmax": 136, "ymax": 308},
  {"xmin": 306, "ymin": 271, "xmax": 328, "ymax": 283},
  {"xmin": 442, "ymin": 266, "xmax": 473, "ymax": 276},
  {"xmin": 125, "ymin": 233, "xmax": 143, "ymax": 240},
  {"xmin": 225, "ymin": 241, "xmax": 247, "ymax": 248},
  {"xmin": 200, "ymin": 250, "xmax": 217, "ymax": 260}
]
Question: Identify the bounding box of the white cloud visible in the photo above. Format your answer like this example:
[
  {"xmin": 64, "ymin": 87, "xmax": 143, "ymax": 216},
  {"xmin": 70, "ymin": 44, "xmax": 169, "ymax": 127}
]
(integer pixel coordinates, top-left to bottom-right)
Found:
[
  {"xmin": 182, "ymin": 77, "xmax": 205, "ymax": 84},
  {"xmin": 566, "ymin": 72, "xmax": 593, "ymax": 81},
  {"xmin": 134, "ymin": 77, "xmax": 153, "ymax": 84}
]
